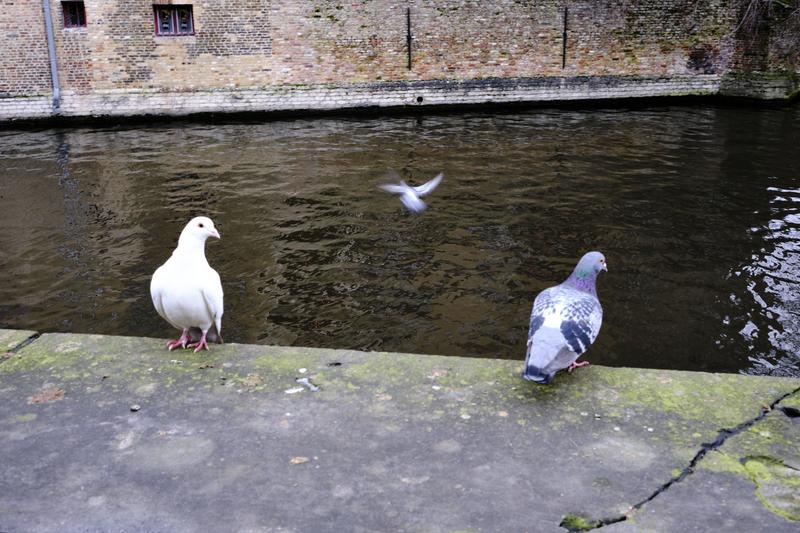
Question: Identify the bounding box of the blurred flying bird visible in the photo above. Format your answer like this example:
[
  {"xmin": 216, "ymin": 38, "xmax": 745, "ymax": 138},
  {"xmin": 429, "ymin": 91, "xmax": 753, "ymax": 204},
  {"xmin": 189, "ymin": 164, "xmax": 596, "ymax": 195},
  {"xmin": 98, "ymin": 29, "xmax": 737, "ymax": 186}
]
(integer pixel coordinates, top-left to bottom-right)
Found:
[{"xmin": 379, "ymin": 172, "xmax": 443, "ymax": 213}]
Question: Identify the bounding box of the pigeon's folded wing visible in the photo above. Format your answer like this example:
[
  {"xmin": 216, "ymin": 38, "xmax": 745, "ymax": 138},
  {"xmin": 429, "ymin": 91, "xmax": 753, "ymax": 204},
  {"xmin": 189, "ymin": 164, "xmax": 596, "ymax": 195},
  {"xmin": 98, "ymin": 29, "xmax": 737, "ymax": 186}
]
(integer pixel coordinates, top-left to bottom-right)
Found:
[
  {"xmin": 558, "ymin": 296, "xmax": 602, "ymax": 357},
  {"xmin": 201, "ymin": 269, "xmax": 224, "ymax": 337},
  {"xmin": 150, "ymin": 267, "xmax": 180, "ymax": 329}
]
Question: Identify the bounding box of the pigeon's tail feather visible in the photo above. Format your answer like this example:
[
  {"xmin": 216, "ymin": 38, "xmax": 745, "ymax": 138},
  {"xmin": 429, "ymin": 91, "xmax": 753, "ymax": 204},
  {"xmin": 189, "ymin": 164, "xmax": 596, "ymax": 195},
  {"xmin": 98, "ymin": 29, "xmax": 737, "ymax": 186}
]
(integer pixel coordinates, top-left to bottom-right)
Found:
[
  {"xmin": 524, "ymin": 326, "xmax": 564, "ymax": 384},
  {"xmin": 522, "ymin": 364, "xmax": 554, "ymax": 384},
  {"xmin": 209, "ymin": 323, "xmax": 223, "ymax": 344}
]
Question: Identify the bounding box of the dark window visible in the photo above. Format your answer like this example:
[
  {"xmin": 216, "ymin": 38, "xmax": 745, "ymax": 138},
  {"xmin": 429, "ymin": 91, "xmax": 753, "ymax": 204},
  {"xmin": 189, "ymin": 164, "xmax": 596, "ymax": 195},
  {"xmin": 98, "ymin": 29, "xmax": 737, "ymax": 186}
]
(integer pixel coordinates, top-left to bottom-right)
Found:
[
  {"xmin": 62, "ymin": 1, "xmax": 86, "ymax": 28},
  {"xmin": 154, "ymin": 5, "xmax": 194, "ymax": 36}
]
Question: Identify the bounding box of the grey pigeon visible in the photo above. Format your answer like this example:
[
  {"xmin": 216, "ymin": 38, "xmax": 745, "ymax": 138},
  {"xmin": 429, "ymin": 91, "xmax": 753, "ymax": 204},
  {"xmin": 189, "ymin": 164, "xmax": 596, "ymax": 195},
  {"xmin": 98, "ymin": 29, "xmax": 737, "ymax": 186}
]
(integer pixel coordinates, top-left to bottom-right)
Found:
[
  {"xmin": 379, "ymin": 172, "xmax": 443, "ymax": 213},
  {"xmin": 523, "ymin": 251, "xmax": 607, "ymax": 384}
]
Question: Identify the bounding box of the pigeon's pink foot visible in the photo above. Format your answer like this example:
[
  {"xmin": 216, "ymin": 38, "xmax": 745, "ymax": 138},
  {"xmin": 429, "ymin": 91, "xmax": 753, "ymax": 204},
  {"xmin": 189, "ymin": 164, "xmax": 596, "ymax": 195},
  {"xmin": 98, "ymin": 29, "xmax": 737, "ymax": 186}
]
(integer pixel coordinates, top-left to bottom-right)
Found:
[
  {"xmin": 567, "ymin": 360, "xmax": 590, "ymax": 374},
  {"xmin": 167, "ymin": 329, "xmax": 190, "ymax": 351},
  {"xmin": 188, "ymin": 332, "xmax": 210, "ymax": 353}
]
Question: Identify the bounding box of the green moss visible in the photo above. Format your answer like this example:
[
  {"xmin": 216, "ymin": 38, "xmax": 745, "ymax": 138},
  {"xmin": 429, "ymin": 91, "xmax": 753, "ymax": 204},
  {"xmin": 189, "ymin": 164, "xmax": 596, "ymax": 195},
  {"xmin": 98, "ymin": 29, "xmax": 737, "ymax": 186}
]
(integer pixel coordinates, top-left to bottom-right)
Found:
[
  {"xmin": 743, "ymin": 456, "xmax": 800, "ymax": 521},
  {"xmin": 699, "ymin": 450, "xmax": 748, "ymax": 476},
  {"xmin": 699, "ymin": 416, "xmax": 800, "ymax": 523},
  {"xmin": 593, "ymin": 368, "xmax": 786, "ymax": 428},
  {"xmin": 252, "ymin": 352, "xmax": 317, "ymax": 375},
  {"xmin": 559, "ymin": 513, "xmax": 596, "ymax": 531},
  {"xmin": 781, "ymin": 392, "xmax": 800, "ymax": 410},
  {"xmin": 725, "ymin": 70, "xmax": 799, "ymax": 82},
  {"xmin": 743, "ymin": 455, "xmax": 779, "ymax": 481},
  {"xmin": 4, "ymin": 332, "xmax": 800, "ymax": 442}
]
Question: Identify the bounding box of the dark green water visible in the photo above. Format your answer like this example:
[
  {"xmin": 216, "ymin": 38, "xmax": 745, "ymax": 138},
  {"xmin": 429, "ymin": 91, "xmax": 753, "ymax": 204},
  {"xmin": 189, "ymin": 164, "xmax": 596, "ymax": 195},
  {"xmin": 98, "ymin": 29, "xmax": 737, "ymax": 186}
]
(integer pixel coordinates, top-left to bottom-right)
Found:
[{"xmin": 1, "ymin": 105, "xmax": 798, "ymax": 376}]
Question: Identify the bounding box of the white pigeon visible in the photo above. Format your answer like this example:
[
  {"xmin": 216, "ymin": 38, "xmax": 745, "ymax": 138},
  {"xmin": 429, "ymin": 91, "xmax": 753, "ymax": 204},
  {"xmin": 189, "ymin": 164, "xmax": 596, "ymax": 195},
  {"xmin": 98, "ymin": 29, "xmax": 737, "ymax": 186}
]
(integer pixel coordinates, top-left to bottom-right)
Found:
[
  {"xmin": 379, "ymin": 172, "xmax": 443, "ymax": 213},
  {"xmin": 150, "ymin": 216, "xmax": 224, "ymax": 353}
]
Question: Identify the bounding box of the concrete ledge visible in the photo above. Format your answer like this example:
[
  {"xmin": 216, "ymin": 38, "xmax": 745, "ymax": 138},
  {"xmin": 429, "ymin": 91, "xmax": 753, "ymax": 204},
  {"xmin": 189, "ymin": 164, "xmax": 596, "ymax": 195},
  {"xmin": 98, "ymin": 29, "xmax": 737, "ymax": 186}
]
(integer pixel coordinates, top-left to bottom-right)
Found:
[
  {"xmin": 720, "ymin": 72, "xmax": 800, "ymax": 101},
  {"xmin": 1, "ymin": 329, "xmax": 798, "ymax": 532},
  {"xmin": 0, "ymin": 75, "xmax": 724, "ymax": 122}
]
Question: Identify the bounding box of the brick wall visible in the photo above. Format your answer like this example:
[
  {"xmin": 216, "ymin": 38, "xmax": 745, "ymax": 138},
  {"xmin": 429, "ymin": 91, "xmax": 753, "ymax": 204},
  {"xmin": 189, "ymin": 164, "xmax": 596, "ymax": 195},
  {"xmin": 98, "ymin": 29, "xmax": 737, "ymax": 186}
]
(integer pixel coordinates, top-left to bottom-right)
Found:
[
  {"xmin": 0, "ymin": 0, "xmax": 796, "ymax": 121},
  {"xmin": 0, "ymin": 1, "xmax": 51, "ymax": 97}
]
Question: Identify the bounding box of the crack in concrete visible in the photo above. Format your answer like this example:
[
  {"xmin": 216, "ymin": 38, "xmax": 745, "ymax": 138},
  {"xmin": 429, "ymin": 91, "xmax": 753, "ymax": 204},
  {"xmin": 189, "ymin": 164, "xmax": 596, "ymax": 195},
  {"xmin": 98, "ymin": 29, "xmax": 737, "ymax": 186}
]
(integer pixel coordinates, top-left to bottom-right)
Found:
[
  {"xmin": 1, "ymin": 332, "xmax": 41, "ymax": 364},
  {"xmin": 560, "ymin": 385, "xmax": 800, "ymax": 531}
]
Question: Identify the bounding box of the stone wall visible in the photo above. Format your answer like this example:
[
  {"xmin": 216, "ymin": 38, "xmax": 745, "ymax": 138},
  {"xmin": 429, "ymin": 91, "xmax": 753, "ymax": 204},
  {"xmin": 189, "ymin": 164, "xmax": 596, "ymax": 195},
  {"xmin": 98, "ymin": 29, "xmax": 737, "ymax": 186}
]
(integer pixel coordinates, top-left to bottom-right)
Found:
[
  {"xmin": 46, "ymin": 75, "xmax": 720, "ymax": 118},
  {"xmin": 0, "ymin": 0, "xmax": 796, "ymax": 121}
]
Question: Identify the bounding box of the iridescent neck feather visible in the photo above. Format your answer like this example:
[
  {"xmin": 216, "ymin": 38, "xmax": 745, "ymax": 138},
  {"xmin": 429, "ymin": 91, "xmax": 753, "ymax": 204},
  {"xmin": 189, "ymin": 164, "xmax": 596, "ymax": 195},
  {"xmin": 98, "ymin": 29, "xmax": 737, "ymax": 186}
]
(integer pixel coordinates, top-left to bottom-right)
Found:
[{"xmin": 564, "ymin": 268, "xmax": 598, "ymax": 296}]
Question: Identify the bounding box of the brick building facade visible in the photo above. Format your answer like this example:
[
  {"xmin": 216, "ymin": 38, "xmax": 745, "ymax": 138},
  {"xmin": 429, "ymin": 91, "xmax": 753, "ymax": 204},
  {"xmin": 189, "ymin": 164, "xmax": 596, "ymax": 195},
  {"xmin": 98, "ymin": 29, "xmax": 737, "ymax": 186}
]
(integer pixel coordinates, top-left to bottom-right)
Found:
[{"xmin": 1, "ymin": 1, "xmax": 797, "ymax": 121}]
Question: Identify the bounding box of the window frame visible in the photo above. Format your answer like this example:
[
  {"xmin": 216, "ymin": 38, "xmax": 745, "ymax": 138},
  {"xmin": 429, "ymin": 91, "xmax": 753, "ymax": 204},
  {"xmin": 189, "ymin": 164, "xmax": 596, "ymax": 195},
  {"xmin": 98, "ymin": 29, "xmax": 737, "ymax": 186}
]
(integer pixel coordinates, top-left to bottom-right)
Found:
[
  {"xmin": 61, "ymin": 1, "xmax": 87, "ymax": 29},
  {"xmin": 153, "ymin": 5, "xmax": 195, "ymax": 37}
]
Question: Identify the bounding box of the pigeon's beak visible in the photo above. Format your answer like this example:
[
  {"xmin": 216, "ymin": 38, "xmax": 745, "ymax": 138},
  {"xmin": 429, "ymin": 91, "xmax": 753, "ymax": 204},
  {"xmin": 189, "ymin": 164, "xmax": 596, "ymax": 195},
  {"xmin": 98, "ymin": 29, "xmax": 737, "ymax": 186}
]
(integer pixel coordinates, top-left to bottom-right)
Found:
[
  {"xmin": 602, "ymin": 262, "xmax": 608, "ymax": 272},
  {"xmin": 211, "ymin": 228, "xmax": 221, "ymax": 240}
]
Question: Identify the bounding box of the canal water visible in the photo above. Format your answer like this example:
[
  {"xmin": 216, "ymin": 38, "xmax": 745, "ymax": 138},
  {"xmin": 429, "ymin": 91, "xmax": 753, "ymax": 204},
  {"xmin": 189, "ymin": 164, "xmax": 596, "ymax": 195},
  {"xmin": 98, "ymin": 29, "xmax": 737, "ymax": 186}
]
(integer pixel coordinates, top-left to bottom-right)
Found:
[{"xmin": 1, "ymin": 104, "xmax": 798, "ymax": 376}]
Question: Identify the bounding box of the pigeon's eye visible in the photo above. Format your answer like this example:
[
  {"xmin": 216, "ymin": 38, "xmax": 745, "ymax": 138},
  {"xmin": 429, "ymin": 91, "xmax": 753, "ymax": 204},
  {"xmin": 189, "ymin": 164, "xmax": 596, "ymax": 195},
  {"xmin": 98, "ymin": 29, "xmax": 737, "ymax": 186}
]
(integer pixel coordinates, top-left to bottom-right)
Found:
[{"xmin": 198, "ymin": 223, "xmax": 205, "ymax": 228}]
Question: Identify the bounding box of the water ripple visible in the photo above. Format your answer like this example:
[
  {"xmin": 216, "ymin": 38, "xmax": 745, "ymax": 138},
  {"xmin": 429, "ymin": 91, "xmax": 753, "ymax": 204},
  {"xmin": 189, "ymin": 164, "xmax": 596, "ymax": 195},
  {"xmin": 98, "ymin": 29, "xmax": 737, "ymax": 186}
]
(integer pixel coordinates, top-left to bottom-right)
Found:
[{"xmin": 0, "ymin": 105, "xmax": 798, "ymax": 376}]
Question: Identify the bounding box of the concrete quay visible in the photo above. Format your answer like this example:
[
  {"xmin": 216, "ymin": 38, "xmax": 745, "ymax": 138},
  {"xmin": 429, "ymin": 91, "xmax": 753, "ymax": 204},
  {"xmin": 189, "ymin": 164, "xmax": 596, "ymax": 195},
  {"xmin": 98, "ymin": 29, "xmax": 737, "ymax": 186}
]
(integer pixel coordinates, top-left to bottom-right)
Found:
[{"xmin": 1, "ymin": 329, "xmax": 798, "ymax": 532}]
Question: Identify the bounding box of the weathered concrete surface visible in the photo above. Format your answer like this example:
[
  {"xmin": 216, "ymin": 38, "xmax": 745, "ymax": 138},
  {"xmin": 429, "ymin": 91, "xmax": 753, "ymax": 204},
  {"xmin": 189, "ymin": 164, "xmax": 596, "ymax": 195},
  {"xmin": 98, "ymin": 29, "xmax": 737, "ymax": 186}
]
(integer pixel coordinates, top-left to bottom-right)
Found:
[
  {"xmin": 0, "ymin": 328, "xmax": 37, "ymax": 352},
  {"xmin": 0, "ymin": 329, "xmax": 798, "ymax": 533},
  {"xmin": 604, "ymin": 405, "xmax": 800, "ymax": 533}
]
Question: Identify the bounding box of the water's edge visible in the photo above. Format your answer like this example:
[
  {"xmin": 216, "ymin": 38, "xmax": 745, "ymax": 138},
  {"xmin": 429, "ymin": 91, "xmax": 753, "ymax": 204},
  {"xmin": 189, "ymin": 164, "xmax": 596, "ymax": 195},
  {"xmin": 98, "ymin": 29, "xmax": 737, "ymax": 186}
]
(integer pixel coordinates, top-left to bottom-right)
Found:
[{"xmin": 1, "ymin": 106, "xmax": 798, "ymax": 376}]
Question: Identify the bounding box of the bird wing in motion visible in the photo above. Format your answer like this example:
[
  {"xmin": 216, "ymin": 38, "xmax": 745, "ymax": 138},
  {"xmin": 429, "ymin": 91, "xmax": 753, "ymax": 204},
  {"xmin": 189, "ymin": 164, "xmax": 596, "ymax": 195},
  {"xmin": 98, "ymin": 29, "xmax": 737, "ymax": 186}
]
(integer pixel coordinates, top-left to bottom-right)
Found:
[
  {"xmin": 378, "ymin": 184, "xmax": 409, "ymax": 194},
  {"xmin": 412, "ymin": 173, "xmax": 443, "ymax": 196}
]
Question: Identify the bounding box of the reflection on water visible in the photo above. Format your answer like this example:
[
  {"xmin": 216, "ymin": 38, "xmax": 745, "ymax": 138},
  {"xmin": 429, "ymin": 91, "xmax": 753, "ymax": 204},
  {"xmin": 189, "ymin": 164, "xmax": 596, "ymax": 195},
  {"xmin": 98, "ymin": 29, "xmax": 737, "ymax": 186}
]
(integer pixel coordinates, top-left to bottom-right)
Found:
[
  {"xmin": 733, "ymin": 185, "xmax": 800, "ymax": 376},
  {"xmin": 0, "ymin": 105, "xmax": 798, "ymax": 376}
]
